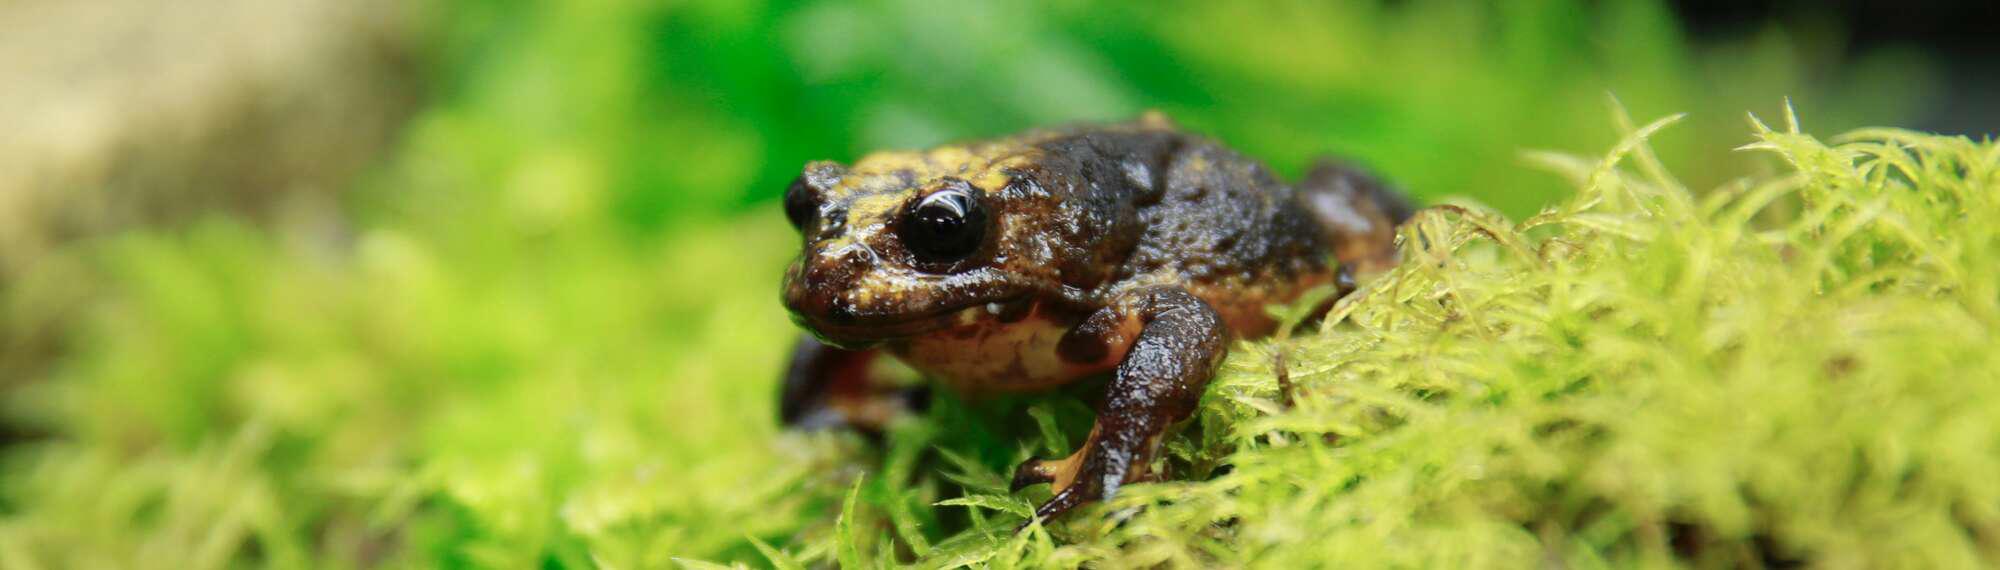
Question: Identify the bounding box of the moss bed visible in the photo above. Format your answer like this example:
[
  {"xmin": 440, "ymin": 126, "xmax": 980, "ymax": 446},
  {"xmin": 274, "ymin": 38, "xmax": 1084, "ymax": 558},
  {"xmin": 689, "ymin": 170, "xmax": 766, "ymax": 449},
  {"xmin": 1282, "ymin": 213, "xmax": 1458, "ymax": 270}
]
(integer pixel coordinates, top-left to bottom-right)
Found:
[{"xmin": 3, "ymin": 109, "xmax": 1997, "ymax": 568}]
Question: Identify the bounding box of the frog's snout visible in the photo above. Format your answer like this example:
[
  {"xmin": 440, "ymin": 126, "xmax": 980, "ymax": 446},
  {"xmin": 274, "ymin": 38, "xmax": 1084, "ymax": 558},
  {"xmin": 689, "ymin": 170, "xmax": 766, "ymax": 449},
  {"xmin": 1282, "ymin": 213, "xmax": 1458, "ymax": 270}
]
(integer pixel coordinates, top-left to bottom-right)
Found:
[{"xmin": 782, "ymin": 240, "xmax": 881, "ymax": 326}]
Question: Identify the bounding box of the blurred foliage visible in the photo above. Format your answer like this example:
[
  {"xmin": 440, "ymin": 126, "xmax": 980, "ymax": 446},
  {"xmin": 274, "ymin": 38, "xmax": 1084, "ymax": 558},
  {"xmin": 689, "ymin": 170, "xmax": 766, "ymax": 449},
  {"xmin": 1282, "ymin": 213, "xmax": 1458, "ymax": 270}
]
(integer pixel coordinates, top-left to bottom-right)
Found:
[
  {"xmin": 399, "ymin": 0, "xmax": 1932, "ymax": 232},
  {"xmin": 0, "ymin": 0, "xmax": 1977, "ymax": 568}
]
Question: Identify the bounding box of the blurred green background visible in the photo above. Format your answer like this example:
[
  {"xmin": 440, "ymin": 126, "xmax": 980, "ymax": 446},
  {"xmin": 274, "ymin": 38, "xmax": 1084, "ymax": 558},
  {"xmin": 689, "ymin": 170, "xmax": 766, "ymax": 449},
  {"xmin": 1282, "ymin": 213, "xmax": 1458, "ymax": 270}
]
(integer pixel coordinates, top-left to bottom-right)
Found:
[
  {"xmin": 406, "ymin": 0, "xmax": 1936, "ymax": 226},
  {"xmin": 0, "ymin": 0, "xmax": 1976, "ymax": 566}
]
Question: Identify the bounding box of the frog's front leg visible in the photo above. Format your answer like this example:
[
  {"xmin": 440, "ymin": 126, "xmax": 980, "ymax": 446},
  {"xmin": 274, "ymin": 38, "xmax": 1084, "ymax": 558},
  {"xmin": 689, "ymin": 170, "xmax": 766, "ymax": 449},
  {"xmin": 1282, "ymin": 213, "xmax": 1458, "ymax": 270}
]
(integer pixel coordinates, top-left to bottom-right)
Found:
[
  {"xmin": 779, "ymin": 335, "xmax": 927, "ymax": 432},
  {"xmin": 1010, "ymin": 287, "xmax": 1227, "ymax": 521}
]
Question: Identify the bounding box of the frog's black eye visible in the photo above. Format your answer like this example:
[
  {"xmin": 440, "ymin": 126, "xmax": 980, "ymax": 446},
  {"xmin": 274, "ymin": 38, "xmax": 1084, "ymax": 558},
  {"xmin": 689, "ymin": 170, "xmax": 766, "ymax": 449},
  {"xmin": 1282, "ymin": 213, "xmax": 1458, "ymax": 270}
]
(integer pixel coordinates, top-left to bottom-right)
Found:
[
  {"xmin": 783, "ymin": 176, "xmax": 817, "ymax": 231},
  {"xmin": 899, "ymin": 182, "xmax": 989, "ymax": 266}
]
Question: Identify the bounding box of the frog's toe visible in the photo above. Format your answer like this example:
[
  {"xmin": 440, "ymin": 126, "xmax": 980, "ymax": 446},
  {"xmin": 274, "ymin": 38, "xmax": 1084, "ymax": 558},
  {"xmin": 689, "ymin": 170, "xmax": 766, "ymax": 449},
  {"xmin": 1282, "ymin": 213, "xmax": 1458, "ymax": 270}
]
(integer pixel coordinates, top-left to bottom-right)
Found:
[
  {"xmin": 1009, "ymin": 454, "xmax": 1081, "ymax": 495},
  {"xmin": 1010, "ymin": 425, "xmax": 1098, "ymax": 493},
  {"xmin": 1010, "ymin": 431, "xmax": 1116, "ymax": 529},
  {"xmin": 1017, "ymin": 444, "xmax": 1118, "ymax": 524},
  {"xmin": 1009, "ymin": 458, "xmax": 1055, "ymax": 492}
]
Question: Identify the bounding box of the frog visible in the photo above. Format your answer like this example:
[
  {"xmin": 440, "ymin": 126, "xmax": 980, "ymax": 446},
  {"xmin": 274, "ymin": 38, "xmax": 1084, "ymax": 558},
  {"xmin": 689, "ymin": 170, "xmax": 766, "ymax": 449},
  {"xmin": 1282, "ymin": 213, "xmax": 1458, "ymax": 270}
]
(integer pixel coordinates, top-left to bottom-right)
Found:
[{"xmin": 777, "ymin": 113, "xmax": 1413, "ymax": 522}]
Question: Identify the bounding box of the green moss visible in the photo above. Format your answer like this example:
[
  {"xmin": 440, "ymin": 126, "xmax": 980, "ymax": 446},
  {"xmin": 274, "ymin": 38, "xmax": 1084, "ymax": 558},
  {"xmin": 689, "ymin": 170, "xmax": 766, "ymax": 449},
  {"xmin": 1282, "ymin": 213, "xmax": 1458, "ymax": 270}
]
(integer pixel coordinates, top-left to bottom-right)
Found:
[
  {"xmin": 854, "ymin": 108, "xmax": 2000, "ymax": 567},
  {"xmin": 650, "ymin": 108, "xmax": 1983, "ymax": 568},
  {"xmin": 6, "ymin": 104, "xmax": 1994, "ymax": 568},
  {"xmin": 0, "ymin": 0, "xmax": 1983, "ymax": 566}
]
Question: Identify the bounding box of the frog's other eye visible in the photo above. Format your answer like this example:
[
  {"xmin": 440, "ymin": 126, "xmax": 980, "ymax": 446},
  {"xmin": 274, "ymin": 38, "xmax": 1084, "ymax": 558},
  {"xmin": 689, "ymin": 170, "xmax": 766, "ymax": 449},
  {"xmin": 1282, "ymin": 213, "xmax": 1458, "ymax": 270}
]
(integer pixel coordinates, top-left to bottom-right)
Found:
[
  {"xmin": 783, "ymin": 176, "xmax": 817, "ymax": 231},
  {"xmin": 899, "ymin": 181, "xmax": 989, "ymax": 266}
]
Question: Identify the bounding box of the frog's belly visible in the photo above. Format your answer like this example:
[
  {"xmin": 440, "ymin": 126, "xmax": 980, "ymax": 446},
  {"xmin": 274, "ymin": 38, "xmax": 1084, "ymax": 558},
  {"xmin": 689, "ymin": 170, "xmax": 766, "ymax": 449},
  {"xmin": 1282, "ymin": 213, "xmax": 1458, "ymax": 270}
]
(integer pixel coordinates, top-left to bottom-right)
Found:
[{"xmin": 891, "ymin": 314, "xmax": 1108, "ymax": 394}]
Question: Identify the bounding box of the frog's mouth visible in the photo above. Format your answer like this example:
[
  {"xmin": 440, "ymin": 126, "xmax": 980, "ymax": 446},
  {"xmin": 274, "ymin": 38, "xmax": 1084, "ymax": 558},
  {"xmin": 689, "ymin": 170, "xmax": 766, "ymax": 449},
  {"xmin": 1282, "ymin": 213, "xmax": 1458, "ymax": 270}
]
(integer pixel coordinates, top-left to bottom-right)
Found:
[
  {"xmin": 792, "ymin": 296, "xmax": 1032, "ymax": 349},
  {"xmin": 782, "ymin": 259, "xmax": 1050, "ymax": 349}
]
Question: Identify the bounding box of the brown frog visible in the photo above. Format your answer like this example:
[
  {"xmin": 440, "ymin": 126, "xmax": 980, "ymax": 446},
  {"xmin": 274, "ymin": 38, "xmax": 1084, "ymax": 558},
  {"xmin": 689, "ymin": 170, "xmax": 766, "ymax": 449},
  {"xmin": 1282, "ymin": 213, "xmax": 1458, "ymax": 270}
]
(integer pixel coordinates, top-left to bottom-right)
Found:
[{"xmin": 778, "ymin": 113, "xmax": 1412, "ymax": 522}]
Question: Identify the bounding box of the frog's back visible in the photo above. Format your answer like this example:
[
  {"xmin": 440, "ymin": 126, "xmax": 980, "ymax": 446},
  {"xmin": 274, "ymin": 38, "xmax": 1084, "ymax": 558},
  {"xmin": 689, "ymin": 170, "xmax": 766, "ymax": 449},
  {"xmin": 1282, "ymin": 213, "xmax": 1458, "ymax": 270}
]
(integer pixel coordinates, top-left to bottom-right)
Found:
[
  {"xmin": 1009, "ymin": 117, "xmax": 1407, "ymax": 338},
  {"xmin": 1114, "ymin": 137, "xmax": 1337, "ymax": 335}
]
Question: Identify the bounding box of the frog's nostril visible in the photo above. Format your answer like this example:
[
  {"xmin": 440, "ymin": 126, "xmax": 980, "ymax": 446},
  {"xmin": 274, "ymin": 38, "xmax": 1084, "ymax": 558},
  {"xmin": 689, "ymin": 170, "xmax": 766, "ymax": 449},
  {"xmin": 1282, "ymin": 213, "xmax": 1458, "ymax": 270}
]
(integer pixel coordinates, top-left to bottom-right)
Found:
[
  {"xmin": 836, "ymin": 242, "xmax": 879, "ymax": 267},
  {"xmin": 807, "ymin": 242, "xmax": 877, "ymax": 276}
]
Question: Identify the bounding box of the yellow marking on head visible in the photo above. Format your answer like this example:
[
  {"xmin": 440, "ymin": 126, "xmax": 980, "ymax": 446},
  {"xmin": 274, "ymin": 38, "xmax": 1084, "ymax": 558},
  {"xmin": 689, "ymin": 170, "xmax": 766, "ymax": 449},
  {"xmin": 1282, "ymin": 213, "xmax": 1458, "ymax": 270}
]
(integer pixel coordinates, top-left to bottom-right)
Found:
[
  {"xmin": 848, "ymin": 150, "xmax": 929, "ymax": 174},
  {"xmin": 974, "ymin": 153, "xmax": 1038, "ymax": 192},
  {"xmin": 829, "ymin": 140, "xmax": 1042, "ymax": 200},
  {"xmin": 846, "ymin": 192, "xmax": 907, "ymax": 227},
  {"xmin": 922, "ymin": 145, "xmax": 978, "ymax": 172}
]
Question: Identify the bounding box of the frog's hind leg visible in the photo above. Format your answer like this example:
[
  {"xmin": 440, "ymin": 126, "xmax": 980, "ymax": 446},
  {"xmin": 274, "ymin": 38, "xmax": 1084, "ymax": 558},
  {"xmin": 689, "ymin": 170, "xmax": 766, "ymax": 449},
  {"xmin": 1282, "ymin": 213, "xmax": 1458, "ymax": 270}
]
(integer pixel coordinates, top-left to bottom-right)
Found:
[
  {"xmin": 779, "ymin": 335, "xmax": 927, "ymax": 433},
  {"xmin": 1295, "ymin": 159, "xmax": 1415, "ymax": 282}
]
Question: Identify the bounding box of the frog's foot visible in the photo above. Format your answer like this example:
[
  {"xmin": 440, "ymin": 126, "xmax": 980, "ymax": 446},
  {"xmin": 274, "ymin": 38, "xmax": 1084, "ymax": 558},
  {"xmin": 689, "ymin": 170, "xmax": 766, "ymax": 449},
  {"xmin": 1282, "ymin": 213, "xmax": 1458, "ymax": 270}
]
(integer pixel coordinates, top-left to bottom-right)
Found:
[
  {"xmin": 1008, "ymin": 425, "xmax": 1099, "ymax": 494},
  {"xmin": 1015, "ymin": 288, "xmax": 1227, "ymax": 523},
  {"xmin": 1010, "ymin": 428, "xmax": 1175, "ymax": 523},
  {"xmin": 779, "ymin": 335, "xmax": 928, "ymax": 433}
]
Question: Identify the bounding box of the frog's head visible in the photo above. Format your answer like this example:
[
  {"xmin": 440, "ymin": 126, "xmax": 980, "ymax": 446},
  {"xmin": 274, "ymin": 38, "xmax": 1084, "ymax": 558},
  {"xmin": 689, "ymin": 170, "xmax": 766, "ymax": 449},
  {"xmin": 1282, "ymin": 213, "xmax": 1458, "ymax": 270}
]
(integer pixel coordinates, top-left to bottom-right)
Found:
[{"xmin": 779, "ymin": 144, "xmax": 1080, "ymax": 349}]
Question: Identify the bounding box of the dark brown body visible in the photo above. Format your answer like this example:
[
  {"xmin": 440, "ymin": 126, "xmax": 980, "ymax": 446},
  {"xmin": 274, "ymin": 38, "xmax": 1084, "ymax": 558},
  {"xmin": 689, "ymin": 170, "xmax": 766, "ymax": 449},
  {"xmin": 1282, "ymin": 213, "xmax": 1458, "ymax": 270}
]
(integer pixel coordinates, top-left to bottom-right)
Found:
[{"xmin": 777, "ymin": 114, "xmax": 1411, "ymax": 521}]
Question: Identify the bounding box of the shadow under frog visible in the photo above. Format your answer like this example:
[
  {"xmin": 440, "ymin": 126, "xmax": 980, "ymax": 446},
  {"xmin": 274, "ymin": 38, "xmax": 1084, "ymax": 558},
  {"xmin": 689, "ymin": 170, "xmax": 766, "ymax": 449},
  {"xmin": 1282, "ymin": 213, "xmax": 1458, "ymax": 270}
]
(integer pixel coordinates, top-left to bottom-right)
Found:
[{"xmin": 777, "ymin": 113, "xmax": 1413, "ymax": 522}]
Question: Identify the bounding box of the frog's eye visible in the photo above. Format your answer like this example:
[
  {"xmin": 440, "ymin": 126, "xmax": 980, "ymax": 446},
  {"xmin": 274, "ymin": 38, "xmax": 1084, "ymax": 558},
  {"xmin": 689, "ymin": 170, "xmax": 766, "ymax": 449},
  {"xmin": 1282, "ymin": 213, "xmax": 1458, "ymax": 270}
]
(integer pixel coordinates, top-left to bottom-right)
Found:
[
  {"xmin": 783, "ymin": 176, "xmax": 817, "ymax": 231},
  {"xmin": 899, "ymin": 181, "xmax": 989, "ymax": 266}
]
